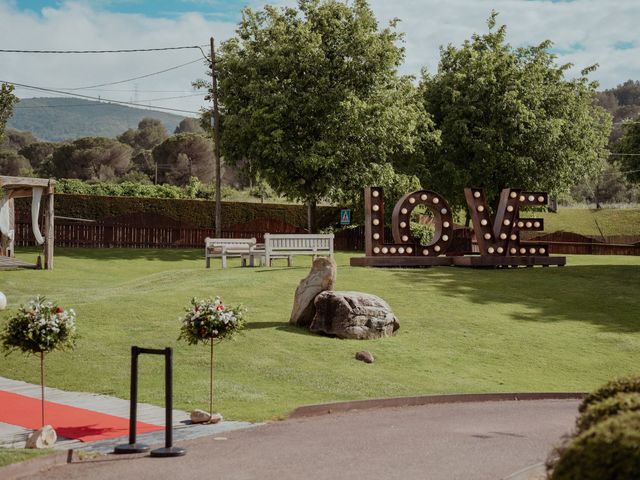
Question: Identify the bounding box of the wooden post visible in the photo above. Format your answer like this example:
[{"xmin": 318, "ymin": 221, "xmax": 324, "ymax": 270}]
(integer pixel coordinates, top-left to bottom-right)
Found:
[
  {"xmin": 44, "ymin": 184, "xmax": 54, "ymax": 270},
  {"xmin": 211, "ymin": 37, "xmax": 222, "ymax": 238}
]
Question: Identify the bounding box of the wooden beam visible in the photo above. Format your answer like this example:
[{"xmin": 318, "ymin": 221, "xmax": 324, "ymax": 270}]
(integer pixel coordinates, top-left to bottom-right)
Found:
[
  {"xmin": 0, "ymin": 176, "xmax": 56, "ymax": 189},
  {"xmin": 44, "ymin": 191, "xmax": 54, "ymax": 270}
]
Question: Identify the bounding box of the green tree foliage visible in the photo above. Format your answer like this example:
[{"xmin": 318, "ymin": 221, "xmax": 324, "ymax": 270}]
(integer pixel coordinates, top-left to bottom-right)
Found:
[
  {"xmin": 118, "ymin": 117, "xmax": 168, "ymax": 151},
  {"xmin": 0, "ymin": 84, "xmax": 18, "ymax": 145},
  {"xmin": 419, "ymin": 12, "xmax": 611, "ymax": 211},
  {"xmin": 174, "ymin": 117, "xmax": 205, "ymax": 134},
  {"xmin": 19, "ymin": 141, "xmax": 56, "ymax": 169},
  {"xmin": 615, "ymin": 118, "xmax": 640, "ymax": 183},
  {"xmin": 49, "ymin": 137, "xmax": 132, "ymax": 181},
  {"xmin": 0, "ymin": 150, "xmax": 31, "ymax": 176},
  {"xmin": 152, "ymin": 133, "xmax": 213, "ymax": 185},
  {"xmin": 213, "ymin": 0, "xmax": 436, "ymax": 231},
  {"xmin": 1, "ymin": 128, "xmax": 38, "ymax": 151}
]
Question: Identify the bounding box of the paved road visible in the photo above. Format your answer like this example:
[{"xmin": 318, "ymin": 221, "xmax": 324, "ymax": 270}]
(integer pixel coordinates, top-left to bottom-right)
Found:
[{"xmin": 41, "ymin": 399, "xmax": 579, "ymax": 480}]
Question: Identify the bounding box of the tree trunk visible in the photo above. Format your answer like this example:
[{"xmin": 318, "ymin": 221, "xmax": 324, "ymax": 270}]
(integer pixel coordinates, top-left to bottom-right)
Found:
[{"xmin": 307, "ymin": 200, "xmax": 318, "ymax": 233}]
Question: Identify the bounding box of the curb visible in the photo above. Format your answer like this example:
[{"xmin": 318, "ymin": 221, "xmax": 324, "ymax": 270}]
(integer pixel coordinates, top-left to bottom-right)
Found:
[
  {"xmin": 502, "ymin": 462, "xmax": 546, "ymax": 480},
  {"xmin": 289, "ymin": 392, "xmax": 585, "ymax": 418},
  {"xmin": 0, "ymin": 449, "xmax": 73, "ymax": 480}
]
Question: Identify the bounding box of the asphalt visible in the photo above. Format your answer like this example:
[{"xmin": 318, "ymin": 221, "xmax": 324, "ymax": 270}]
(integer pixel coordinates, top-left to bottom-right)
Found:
[{"xmin": 36, "ymin": 398, "xmax": 579, "ymax": 480}]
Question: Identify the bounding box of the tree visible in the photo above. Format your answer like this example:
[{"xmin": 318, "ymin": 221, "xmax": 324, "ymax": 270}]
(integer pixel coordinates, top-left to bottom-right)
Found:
[
  {"xmin": 0, "ymin": 83, "xmax": 18, "ymax": 145},
  {"xmin": 50, "ymin": 137, "xmax": 132, "ymax": 181},
  {"xmin": 117, "ymin": 117, "xmax": 168, "ymax": 151},
  {"xmin": 152, "ymin": 133, "xmax": 213, "ymax": 185},
  {"xmin": 212, "ymin": 0, "xmax": 437, "ymax": 232},
  {"xmin": 19, "ymin": 141, "xmax": 56, "ymax": 169},
  {"xmin": 615, "ymin": 117, "xmax": 640, "ymax": 183},
  {"xmin": 2, "ymin": 128, "xmax": 38, "ymax": 151},
  {"xmin": 0, "ymin": 150, "xmax": 31, "ymax": 176},
  {"xmin": 174, "ymin": 117, "xmax": 205, "ymax": 134},
  {"xmin": 419, "ymin": 12, "xmax": 611, "ymax": 212}
]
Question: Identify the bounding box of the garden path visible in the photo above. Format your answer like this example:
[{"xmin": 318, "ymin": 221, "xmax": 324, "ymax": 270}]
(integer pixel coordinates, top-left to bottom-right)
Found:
[{"xmin": 0, "ymin": 376, "xmax": 254, "ymax": 452}]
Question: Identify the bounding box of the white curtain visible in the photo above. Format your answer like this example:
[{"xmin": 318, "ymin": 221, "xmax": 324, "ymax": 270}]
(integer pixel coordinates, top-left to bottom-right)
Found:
[
  {"xmin": 0, "ymin": 192, "xmax": 15, "ymax": 242},
  {"xmin": 31, "ymin": 187, "xmax": 45, "ymax": 245}
]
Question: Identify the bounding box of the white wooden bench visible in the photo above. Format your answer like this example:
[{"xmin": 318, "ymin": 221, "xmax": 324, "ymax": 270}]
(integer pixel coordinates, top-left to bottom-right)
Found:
[
  {"xmin": 260, "ymin": 233, "xmax": 334, "ymax": 267},
  {"xmin": 204, "ymin": 237, "xmax": 257, "ymax": 268}
]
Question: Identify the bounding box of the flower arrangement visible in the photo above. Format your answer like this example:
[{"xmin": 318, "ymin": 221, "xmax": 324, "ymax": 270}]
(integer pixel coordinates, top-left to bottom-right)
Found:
[
  {"xmin": 178, "ymin": 296, "xmax": 245, "ymax": 421},
  {"xmin": 1, "ymin": 296, "xmax": 77, "ymax": 355},
  {"xmin": 178, "ymin": 297, "xmax": 245, "ymax": 345},
  {"xmin": 1, "ymin": 296, "xmax": 78, "ymax": 429}
]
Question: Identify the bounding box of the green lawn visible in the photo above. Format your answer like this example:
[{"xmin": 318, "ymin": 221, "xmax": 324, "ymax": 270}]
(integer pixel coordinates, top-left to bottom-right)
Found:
[
  {"xmin": 521, "ymin": 207, "xmax": 640, "ymax": 236},
  {"xmin": 0, "ymin": 448, "xmax": 51, "ymax": 467},
  {"xmin": 1, "ymin": 248, "xmax": 639, "ymax": 422}
]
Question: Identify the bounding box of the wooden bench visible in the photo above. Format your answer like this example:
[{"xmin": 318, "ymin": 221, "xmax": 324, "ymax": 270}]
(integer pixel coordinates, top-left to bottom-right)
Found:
[
  {"xmin": 261, "ymin": 233, "xmax": 334, "ymax": 267},
  {"xmin": 205, "ymin": 237, "xmax": 257, "ymax": 268}
]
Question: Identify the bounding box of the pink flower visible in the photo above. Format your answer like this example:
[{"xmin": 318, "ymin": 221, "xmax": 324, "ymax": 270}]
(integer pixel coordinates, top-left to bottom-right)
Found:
[
  {"xmin": 216, "ymin": 305, "xmax": 224, "ymax": 311},
  {"xmin": 55, "ymin": 307, "xmax": 63, "ymax": 314}
]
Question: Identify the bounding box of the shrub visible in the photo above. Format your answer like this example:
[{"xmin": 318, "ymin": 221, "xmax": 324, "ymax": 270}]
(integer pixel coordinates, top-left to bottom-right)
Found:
[
  {"xmin": 548, "ymin": 411, "xmax": 640, "ymax": 480},
  {"xmin": 579, "ymin": 374, "xmax": 640, "ymax": 413},
  {"xmin": 576, "ymin": 393, "xmax": 640, "ymax": 434}
]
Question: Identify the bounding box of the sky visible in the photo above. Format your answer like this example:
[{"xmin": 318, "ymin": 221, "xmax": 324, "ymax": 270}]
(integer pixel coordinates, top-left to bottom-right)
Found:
[{"xmin": 1, "ymin": 0, "xmax": 639, "ymax": 118}]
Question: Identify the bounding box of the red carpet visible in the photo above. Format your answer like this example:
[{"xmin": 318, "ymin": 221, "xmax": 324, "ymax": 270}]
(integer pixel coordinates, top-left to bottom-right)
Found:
[{"xmin": 0, "ymin": 390, "xmax": 163, "ymax": 442}]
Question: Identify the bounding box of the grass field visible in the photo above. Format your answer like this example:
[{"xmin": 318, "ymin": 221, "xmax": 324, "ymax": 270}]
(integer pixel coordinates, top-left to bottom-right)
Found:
[
  {"xmin": 521, "ymin": 207, "xmax": 640, "ymax": 236},
  {"xmin": 0, "ymin": 448, "xmax": 51, "ymax": 468},
  {"xmin": 1, "ymin": 248, "xmax": 639, "ymax": 423}
]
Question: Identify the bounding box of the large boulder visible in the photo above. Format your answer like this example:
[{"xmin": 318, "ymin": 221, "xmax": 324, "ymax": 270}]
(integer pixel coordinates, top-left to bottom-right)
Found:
[
  {"xmin": 290, "ymin": 257, "xmax": 337, "ymax": 327},
  {"xmin": 310, "ymin": 291, "xmax": 399, "ymax": 339}
]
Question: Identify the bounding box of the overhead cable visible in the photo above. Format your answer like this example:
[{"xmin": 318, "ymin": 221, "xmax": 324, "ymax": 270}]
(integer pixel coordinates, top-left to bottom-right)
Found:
[{"xmin": 3, "ymin": 79, "xmax": 201, "ymax": 115}]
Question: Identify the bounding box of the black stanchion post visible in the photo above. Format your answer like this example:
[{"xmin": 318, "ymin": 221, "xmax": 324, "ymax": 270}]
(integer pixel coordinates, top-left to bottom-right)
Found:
[
  {"xmin": 151, "ymin": 348, "xmax": 186, "ymax": 457},
  {"xmin": 114, "ymin": 346, "xmax": 150, "ymax": 454}
]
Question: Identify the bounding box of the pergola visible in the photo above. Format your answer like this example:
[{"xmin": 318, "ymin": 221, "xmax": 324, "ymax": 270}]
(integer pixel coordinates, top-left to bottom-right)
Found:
[{"xmin": 0, "ymin": 175, "xmax": 55, "ymax": 269}]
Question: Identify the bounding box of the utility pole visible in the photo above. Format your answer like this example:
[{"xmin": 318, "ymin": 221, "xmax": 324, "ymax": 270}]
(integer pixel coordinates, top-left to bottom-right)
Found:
[{"xmin": 210, "ymin": 37, "xmax": 222, "ymax": 238}]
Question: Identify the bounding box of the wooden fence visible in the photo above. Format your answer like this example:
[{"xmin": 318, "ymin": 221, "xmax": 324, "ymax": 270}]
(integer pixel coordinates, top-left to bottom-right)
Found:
[{"xmin": 14, "ymin": 216, "xmax": 640, "ymax": 255}]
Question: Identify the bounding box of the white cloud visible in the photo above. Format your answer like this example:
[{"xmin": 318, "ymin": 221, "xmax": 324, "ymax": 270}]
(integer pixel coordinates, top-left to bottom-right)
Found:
[
  {"xmin": 1, "ymin": 0, "xmax": 639, "ymax": 120},
  {"xmin": 368, "ymin": 0, "xmax": 640, "ymax": 88},
  {"xmin": 0, "ymin": 1, "xmax": 236, "ymax": 115}
]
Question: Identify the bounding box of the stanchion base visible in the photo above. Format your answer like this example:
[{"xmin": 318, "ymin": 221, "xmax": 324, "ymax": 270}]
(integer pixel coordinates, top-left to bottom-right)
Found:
[
  {"xmin": 114, "ymin": 443, "xmax": 151, "ymax": 454},
  {"xmin": 150, "ymin": 446, "xmax": 186, "ymax": 457}
]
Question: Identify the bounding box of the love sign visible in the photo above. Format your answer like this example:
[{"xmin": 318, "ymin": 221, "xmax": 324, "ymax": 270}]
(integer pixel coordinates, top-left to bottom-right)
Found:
[{"xmin": 350, "ymin": 186, "xmax": 566, "ymax": 268}]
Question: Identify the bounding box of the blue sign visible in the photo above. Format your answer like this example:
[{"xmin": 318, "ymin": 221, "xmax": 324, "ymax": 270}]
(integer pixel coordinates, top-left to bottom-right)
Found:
[{"xmin": 340, "ymin": 209, "xmax": 351, "ymax": 225}]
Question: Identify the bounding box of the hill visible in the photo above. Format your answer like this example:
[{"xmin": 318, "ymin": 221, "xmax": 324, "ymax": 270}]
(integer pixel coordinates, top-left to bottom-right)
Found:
[{"xmin": 7, "ymin": 97, "xmax": 189, "ymax": 141}]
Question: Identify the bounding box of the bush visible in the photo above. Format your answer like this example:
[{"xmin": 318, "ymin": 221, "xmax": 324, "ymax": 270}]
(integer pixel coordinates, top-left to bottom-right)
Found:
[
  {"xmin": 548, "ymin": 411, "xmax": 640, "ymax": 480},
  {"xmin": 579, "ymin": 374, "xmax": 640, "ymax": 413},
  {"xmin": 576, "ymin": 393, "xmax": 640, "ymax": 434}
]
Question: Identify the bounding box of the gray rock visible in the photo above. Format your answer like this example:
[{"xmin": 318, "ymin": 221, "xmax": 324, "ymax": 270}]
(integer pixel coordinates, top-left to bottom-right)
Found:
[
  {"xmin": 290, "ymin": 257, "xmax": 337, "ymax": 327},
  {"xmin": 190, "ymin": 409, "xmax": 223, "ymax": 424},
  {"xmin": 190, "ymin": 409, "xmax": 211, "ymax": 424},
  {"xmin": 25, "ymin": 425, "xmax": 56, "ymax": 449},
  {"xmin": 355, "ymin": 351, "xmax": 375, "ymax": 363},
  {"xmin": 310, "ymin": 291, "xmax": 399, "ymax": 339}
]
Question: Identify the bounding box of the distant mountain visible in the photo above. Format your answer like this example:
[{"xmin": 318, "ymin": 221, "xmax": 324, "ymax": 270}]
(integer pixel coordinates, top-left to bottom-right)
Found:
[{"xmin": 8, "ymin": 97, "xmax": 190, "ymax": 142}]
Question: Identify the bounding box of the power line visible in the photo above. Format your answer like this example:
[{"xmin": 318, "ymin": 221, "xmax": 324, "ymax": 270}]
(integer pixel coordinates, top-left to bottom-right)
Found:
[
  {"xmin": 2, "ymin": 79, "xmax": 201, "ymax": 115},
  {"xmin": 14, "ymin": 93, "xmax": 204, "ymax": 109},
  {"xmin": 57, "ymin": 58, "xmax": 204, "ymax": 91},
  {"xmin": 608, "ymin": 152, "xmax": 640, "ymax": 156},
  {"xmin": 0, "ymin": 45, "xmax": 208, "ymax": 54}
]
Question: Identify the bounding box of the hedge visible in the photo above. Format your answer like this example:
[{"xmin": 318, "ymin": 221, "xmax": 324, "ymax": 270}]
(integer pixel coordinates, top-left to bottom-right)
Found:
[{"xmin": 16, "ymin": 194, "xmax": 342, "ymax": 230}]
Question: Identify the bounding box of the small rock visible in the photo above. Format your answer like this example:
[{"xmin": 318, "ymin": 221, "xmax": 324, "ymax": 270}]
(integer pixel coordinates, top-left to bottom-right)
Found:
[
  {"xmin": 25, "ymin": 425, "xmax": 57, "ymax": 449},
  {"xmin": 290, "ymin": 257, "xmax": 337, "ymax": 327},
  {"xmin": 190, "ymin": 409, "xmax": 211, "ymax": 424},
  {"xmin": 355, "ymin": 351, "xmax": 375, "ymax": 364},
  {"xmin": 208, "ymin": 413, "xmax": 223, "ymax": 424},
  {"xmin": 190, "ymin": 409, "xmax": 224, "ymax": 424}
]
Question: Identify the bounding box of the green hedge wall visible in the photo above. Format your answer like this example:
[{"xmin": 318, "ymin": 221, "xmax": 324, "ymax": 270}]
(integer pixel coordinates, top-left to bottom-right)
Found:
[{"xmin": 17, "ymin": 194, "xmax": 342, "ymax": 230}]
